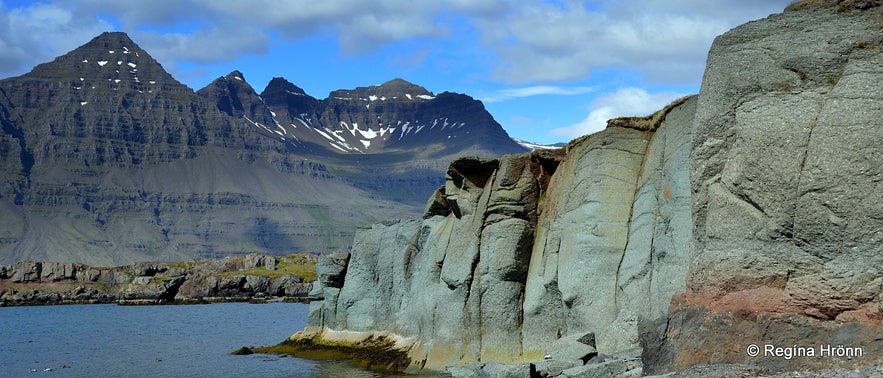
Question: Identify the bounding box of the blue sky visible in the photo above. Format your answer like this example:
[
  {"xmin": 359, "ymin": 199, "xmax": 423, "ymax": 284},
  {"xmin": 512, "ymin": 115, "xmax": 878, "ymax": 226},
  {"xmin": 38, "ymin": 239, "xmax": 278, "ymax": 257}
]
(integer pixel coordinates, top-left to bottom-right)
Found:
[{"xmin": 0, "ymin": 0, "xmax": 791, "ymax": 144}]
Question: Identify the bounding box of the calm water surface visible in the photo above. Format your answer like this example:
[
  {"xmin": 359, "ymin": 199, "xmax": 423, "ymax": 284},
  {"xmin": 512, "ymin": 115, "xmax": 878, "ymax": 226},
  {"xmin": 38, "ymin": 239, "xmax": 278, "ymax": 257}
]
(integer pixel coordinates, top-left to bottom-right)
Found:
[{"xmin": 0, "ymin": 303, "xmax": 386, "ymax": 377}]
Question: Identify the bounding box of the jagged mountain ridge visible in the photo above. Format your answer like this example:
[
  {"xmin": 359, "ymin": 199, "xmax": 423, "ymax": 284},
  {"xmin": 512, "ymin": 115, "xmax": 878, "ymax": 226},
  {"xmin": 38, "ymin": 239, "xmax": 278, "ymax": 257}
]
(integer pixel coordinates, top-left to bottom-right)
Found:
[
  {"xmin": 195, "ymin": 68, "xmax": 528, "ymax": 205},
  {"xmin": 0, "ymin": 31, "xmax": 525, "ymax": 265},
  {"xmin": 199, "ymin": 72, "xmax": 527, "ymax": 157}
]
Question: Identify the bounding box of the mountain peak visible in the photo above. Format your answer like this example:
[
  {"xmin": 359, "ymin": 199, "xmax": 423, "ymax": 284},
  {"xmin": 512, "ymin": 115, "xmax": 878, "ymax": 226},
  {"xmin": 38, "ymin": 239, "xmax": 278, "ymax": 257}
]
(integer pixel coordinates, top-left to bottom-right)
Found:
[
  {"xmin": 329, "ymin": 78, "xmax": 434, "ymax": 101},
  {"xmin": 18, "ymin": 30, "xmax": 184, "ymax": 91},
  {"xmin": 262, "ymin": 77, "xmax": 308, "ymax": 96},
  {"xmin": 89, "ymin": 31, "xmax": 137, "ymax": 46},
  {"xmin": 223, "ymin": 70, "xmax": 247, "ymax": 82},
  {"xmin": 377, "ymin": 78, "xmax": 428, "ymax": 92}
]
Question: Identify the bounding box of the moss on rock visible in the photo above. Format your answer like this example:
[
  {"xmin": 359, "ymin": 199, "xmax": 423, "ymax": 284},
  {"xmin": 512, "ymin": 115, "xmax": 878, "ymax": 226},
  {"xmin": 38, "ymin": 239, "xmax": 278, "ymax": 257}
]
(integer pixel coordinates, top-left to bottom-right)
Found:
[
  {"xmin": 253, "ymin": 334, "xmax": 412, "ymax": 374},
  {"xmin": 785, "ymin": 0, "xmax": 881, "ymax": 11},
  {"xmin": 605, "ymin": 95, "xmax": 696, "ymax": 132}
]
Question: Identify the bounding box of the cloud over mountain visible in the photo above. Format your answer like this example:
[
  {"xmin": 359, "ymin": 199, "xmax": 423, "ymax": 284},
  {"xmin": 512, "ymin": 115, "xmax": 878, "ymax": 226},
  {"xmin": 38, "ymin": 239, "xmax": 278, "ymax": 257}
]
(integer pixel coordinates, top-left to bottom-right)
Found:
[{"xmin": 1, "ymin": 0, "xmax": 791, "ymax": 87}]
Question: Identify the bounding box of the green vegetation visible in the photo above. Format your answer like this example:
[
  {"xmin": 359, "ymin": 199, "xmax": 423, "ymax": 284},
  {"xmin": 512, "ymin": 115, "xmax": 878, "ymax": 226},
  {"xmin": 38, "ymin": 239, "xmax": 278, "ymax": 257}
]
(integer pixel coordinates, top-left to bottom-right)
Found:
[
  {"xmin": 785, "ymin": 0, "xmax": 881, "ymax": 11},
  {"xmin": 606, "ymin": 95, "xmax": 696, "ymax": 132},
  {"xmin": 220, "ymin": 254, "xmax": 318, "ymax": 282},
  {"xmin": 252, "ymin": 334, "xmax": 411, "ymax": 374}
]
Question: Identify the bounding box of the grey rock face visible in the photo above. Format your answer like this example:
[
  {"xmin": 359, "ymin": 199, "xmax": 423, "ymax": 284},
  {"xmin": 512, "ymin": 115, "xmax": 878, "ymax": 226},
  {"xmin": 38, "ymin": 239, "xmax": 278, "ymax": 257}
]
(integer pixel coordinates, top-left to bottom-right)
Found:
[
  {"xmin": 617, "ymin": 98, "xmax": 696, "ymax": 321},
  {"xmin": 644, "ymin": 6, "xmax": 883, "ymax": 375},
  {"xmin": 523, "ymin": 97, "xmax": 697, "ymax": 358},
  {"xmin": 315, "ymin": 252, "xmax": 349, "ymax": 289},
  {"xmin": 293, "ymin": 6, "xmax": 882, "ymax": 375},
  {"xmin": 303, "ymin": 151, "xmax": 565, "ymax": 369},
  {"xmin": 522, "ymin": 127, "xmax": 651, "ymax": 357},
  {"xmin": 301, "ymin": 99, "xmax": 697, "ymax": 369},
  {"xmin": 689, "ymin": 8, "xmax": 883, "ymax": 317}
]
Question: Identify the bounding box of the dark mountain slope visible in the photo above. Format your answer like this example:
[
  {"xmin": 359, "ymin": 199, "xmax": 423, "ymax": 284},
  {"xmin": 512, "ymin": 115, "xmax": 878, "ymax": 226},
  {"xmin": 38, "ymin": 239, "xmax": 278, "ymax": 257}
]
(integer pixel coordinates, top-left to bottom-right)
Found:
[
  {"xmin": 250, "ymin": 77, "xmax": 527, "ymax": 157},
  {"xmin": 0, "ymin": 32, "xmax": 526, "ymax": 265},
  {"xmin": 196, "ymin": 73, "xmax": 528, "ymax": 205},
  {"xmin": 0, "ymin": 32, "xmax": 415, "ymax": 265}
]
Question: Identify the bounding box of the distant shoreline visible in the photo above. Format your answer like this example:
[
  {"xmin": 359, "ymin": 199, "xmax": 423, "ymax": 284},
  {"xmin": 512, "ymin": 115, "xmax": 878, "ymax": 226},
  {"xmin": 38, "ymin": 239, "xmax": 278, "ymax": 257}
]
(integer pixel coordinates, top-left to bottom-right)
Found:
[
  {"xmin": 1, "ymin": 253, "xmax": 317, "ymax": 307},
  {"xmin": 0, "ymin": 295, "xmax": 312, "ymax": 307}
]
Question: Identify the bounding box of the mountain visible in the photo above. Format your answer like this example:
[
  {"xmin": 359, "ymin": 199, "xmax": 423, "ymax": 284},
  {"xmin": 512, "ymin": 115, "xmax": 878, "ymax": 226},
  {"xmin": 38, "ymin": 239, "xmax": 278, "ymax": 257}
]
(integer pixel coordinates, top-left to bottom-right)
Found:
[
  {"xmin": 196, "ymin": 73, "xmax": 527, "ymax": 157},
  {"xmin": 0, "ymin": 32, "xmax": 525, "ymax": 265},
  {"xmin": 513, "ymin": 138, "xmax": 567, "ymax": 150},
  {"xmin": 289, "ymin": 3, "xmax": 883, "ymax": 375},
  {"xmin": 195, "ymin": 71, "xmax": 527, "ymax": 205}
]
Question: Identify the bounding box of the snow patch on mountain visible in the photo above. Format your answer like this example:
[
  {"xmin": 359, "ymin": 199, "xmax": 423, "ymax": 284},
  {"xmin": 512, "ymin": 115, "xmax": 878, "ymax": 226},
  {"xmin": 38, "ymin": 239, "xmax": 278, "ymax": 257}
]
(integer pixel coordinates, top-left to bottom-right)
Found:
[{"xmin": 513, "ymin": 138, "xmax": 565, "ymax": 151}]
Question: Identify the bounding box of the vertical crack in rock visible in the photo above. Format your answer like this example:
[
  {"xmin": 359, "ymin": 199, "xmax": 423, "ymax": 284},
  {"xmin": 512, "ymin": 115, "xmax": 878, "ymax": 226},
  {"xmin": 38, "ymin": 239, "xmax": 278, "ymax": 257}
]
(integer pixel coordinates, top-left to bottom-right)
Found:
[
  {"xmin": 615, "ymin": 131, "xmax": 653, "ymax": 310},
  {"xmin": 792, "ymin": 107, "xmax": 821, "ymax": 244},
  {"xmin": 471, "ymin": 257, "xmax": 483, "ymax": 356},
  {"xmin": 646, "ymin": 202, "xmax": 661, "ymax": 305},
  {"xmin": 462, "ymin": 242, "xmax": 481, "ymax": 301}
]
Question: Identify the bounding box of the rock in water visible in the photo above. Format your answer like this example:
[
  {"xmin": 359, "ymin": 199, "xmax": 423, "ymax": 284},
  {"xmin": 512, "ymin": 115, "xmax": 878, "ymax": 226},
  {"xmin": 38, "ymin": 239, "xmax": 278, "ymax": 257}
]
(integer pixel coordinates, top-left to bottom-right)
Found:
[{"xmin": 231, "ymin": 347, "xmax": 254, "ymax": 355}]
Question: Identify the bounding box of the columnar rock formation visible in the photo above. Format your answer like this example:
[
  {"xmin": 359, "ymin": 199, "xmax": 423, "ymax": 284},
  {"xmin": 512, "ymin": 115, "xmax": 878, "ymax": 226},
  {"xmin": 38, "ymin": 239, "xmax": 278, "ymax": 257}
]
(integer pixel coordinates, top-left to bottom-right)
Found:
[
  {"xmin": 294, "ymin": 4, "xmax": 883, "ymax": 374},
  {"xmin": 644, "ymin": 4, "xmax": 883, "ymax": 373},
  {"xmin": 301, "ymin": 94, "xmax": 697, "ymax": 371}
]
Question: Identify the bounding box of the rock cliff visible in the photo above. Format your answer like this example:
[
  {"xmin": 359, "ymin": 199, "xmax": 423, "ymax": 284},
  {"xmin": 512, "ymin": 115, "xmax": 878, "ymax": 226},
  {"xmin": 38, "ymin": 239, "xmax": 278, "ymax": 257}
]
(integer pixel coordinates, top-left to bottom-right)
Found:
[
  {"xmin": 289, "ymin": 4, "xmax": 882, "ymax": 375},
  {"xmin": 298, "ymin": 94, "xmax": 697, "ymax": 372},
  {"xmin": 0, "ymin": 253, "xmax": 314, "ymax": 305},
  {"xmin": 645, "ymin": 3, "xmax": 883, "ymax": 374}
]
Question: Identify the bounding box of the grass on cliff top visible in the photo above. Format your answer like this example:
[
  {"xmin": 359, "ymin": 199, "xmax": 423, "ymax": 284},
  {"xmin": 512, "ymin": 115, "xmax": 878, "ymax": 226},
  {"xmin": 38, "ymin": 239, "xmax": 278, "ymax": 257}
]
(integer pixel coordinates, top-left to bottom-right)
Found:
[
  {"xmin": 605, "ymin": 95, "xmax": 696, "ymax": 132},
  {"xmin": 786, "ymin": 0, "xmax": 881, "ymax": 11},
  {"xmin": 220, "ymin": 254, "xmax": 317, "ymax": 282}
]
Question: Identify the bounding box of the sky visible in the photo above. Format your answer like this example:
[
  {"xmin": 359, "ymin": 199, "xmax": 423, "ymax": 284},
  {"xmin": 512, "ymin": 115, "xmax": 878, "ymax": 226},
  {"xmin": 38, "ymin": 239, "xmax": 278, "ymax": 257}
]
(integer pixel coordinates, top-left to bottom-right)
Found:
[{"xmin": 0, "ymin": 0, "xmax": 792, "ymax": 145}]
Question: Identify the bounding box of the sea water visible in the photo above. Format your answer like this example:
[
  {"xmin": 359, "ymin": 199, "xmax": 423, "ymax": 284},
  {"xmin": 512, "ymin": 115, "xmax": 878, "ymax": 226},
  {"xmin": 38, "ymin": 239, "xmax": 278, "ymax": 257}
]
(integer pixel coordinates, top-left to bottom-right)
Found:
[{"xmin": 0, "ymin": 303, "xmax": 383, "ymax": 377}]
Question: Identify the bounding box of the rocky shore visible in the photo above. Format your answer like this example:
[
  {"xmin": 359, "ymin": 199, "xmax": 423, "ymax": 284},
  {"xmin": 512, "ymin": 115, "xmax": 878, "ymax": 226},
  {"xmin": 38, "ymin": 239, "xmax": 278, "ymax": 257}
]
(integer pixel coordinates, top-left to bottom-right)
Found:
[{"xmin": 0, "ymin": 253, "xmax": 315, "ymax": 306}]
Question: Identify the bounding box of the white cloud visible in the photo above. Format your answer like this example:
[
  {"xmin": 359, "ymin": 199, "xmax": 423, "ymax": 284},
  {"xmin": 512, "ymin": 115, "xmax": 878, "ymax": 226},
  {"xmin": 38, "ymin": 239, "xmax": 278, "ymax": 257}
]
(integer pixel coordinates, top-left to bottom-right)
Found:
[
  {"xmin": 132, "ymin": 25, "xmax": 272, "ymax": 65},
  {"xmin": 63, "ymin": 0, "xmax": 455, "ymax": 56},
  {"xmin": 482, "ymin": 85, "xmax": 596, "ymax": 102},
  {"xmin": 471, "ymin": 0, "xmax": 792, "ymax": 85},
  {"xmin": 181, "ymin": 0, "xmax": 450, "ymax": 54},
  {"xmin": 549, "ymin": 87, "xmax": 687, "ymax": 139},
  {"xmin": 0, "ymin": 0, "xmax": 792, "ymax": 88},
  {"xmin": 71, "ymin": 0, "xmax": 198, "ymax": 26},
  {"xmin": 0, "ymin": 2, "xmax": 111, "ymax": 78}
]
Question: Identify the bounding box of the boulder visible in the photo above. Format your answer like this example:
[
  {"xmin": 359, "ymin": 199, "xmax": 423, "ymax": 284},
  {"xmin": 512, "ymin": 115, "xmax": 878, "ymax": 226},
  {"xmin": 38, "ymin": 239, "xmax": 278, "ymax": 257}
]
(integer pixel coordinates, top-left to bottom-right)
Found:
[
  {"xmin": 560, "ymin": 359, "xmax": 628, "ymax": 378},
  {"xmin": 545, "ymin": 332, "xmax": 597, "ymax": 363},
  {"xmin": 485, "ymin": 362, "xmax": 533, "ymax": 378},
  {"xmin": 243, "ymin": 253, "xmax": 277, "ymax": 270},
  {"xmin": 532, "ymin": 359, "xmax": 582, "ymax": 377},
  {"xmin": 11, "ymin": 261, "xmax": 41, "ymax": 282},
  {"xmin": 231, "ymin": 347, "xmax": 254, "ymax": 355}
]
